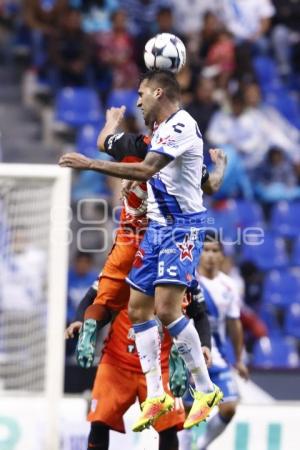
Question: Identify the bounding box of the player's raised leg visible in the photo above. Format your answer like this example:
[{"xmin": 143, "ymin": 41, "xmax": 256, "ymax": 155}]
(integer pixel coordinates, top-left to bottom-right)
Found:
[
  {"xmin": 128, "ymin": 288, "xmax": 174, "ymax": 431},
  {"xmin": 155, "ymin": 284, "xmax": 223, "ymax": 429}
]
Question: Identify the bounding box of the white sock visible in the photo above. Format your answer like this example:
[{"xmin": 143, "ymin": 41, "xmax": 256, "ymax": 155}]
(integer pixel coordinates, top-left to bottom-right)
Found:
[
  {"xmin": 197, "ymin": 413, "xmax": 229, "ymax": 449},
  {"xmin": 167, "ymin": 316, "xmax": 214, "ymax": 393},
  {"xmin": 133, "ymin": 320, "xmax": 164, "ymax": 398}
]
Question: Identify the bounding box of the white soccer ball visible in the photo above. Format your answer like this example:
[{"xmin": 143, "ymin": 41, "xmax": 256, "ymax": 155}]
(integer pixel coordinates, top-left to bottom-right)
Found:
[{"xmin": 144, "ymin": 33, "xmax": 186, "ymax": 73}]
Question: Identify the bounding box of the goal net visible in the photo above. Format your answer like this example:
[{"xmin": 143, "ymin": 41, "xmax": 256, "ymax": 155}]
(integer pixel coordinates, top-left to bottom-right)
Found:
[{"xmin": 0, "ymin": 164, "xmax": 71, "ymax": 450}]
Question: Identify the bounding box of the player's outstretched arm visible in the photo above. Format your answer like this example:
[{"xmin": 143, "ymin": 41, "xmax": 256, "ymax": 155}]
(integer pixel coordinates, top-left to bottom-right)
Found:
[
  {"xmin": 97, "ymin": 106, "xmax": 126, "ymax": 151},
  {"xmin": 59, "ymin": 148, "xmax": 172, "ymax": 181},
  {"xmin": 202, "ymin": 148, "xmax": 227, "ymax": 195},
  {"xmin": 227, "ymin": 318, "xmax": 249, "ymax": 380}
]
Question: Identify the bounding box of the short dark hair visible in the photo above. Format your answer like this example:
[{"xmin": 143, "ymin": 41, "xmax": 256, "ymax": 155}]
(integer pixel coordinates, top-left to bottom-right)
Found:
[
  {"xmin": 204, "ymin": 229, "xmax": 223, "ymax": 251},
  {"xmin": 140, "ymin": 70, "xmax": 181, "ymax": 102}
]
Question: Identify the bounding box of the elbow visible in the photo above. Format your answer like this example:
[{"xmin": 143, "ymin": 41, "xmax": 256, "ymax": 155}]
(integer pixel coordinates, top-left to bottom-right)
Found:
[{"xmin": 137, "ymin": 166, "xmax": 154, "ymax": 182}]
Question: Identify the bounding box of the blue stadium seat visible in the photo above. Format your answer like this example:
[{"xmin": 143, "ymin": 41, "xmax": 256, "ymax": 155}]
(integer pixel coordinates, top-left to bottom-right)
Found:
[
  {"xmin": 236, "ymin": 200, "xmax": 264, "ymax": 228},
  {"xmin": 252, "ymin": 336, "xmax": 299, "ymax": 368},
  {"xmin": 264, "ymin": 89, "xmax": 300, "ymax": 128},
  {"xmin": 271, "ymin": 201, "xmax": 300, "ymax": 238},
  {"xmin": 106, "ymin": 89, "xmax": 138, "ymax": 116},
  {"xmin": 284, "ymin": 303, "xmax": 300, "ymax": 339},
  {"xmin": 291, "ymin": 237, "xmax": 300, "ymax": 266},
  {"xmin": 208, "ymin": 200, "xmax": 240, "ymax": 244},
  {"xmin": 253, "ymin": 56, "xmax": 280, "ymax": 88},
  {"xmin": 76, "ymin": 124, "xmax": 104, "ymax": 158},
  {"xmin": 262, "ymin": 269, "xmax": 300, "ymax": 308},
  {"xmin": 258, "ymin": 305, "xmax": 283, "ymax": 337},
  {"xmin": 55, "ymin": 88, "xmax": 103, "ymax": 127},
  {"xmin": 241, "ymin": 232, "xmax": 289, "ymax": 270}
]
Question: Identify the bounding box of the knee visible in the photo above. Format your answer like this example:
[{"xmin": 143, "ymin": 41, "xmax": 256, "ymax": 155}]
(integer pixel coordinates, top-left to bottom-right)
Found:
[
  {"xmin": 156, "ymin": 303, "xmax": 181, "ymax": 326},
  {"xmin": 128, "ymin": 300, "xmax": 153, "ymax": 323}
]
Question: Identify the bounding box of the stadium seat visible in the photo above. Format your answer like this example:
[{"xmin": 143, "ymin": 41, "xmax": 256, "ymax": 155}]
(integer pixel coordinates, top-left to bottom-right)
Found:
[
  {"xmin": 291, "ymin": 237, "xmax": 300, "ymax": 266},
  {"xmin": 253, "ymin": 56, "xmax": 280, "ymax": 88},
  {"xmin": 106, "ymin": 89, "xmax": 138, "ymax": 117},
  {"xmin": 241, "ymin": 232, "xmax": 289, "ymax": 271},
  {"xmin": 258, "ymin": 304, "xmax": 283, "ymax": 337},
  {"xmin": 76, "ymin": 124, "xmax": 104, "ymax": 158},
  {"xmin": 236, "ymin": 200, "xmax": 264, "ymax": 228},
  {"xmin": 271, "ymin": 201, "xmax": 300, "ymax": 238},
  {"xmin": 208, "ymin": 200, "xmax": 240, "ymax": 244},
  {"xmin": 252, "ymin": 336, "xmax": 299, "ymax": 368},
  {"xmin": 264, "ymin": 89, "xmax": 300, "ymax": 129},
  {"xmin": 55, "ymin": 88, "xmax": 103, "ymax": 127},
  {"xmin": 262, "ymin": 269, "xmax": 300, "ymax": 308},
  {"xmin": 284, "ymin": 303, "xmax": 300, "ymax": 340}
]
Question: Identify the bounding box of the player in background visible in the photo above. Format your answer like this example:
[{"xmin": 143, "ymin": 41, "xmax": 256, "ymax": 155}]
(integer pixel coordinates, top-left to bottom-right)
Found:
[
  {"xmin": 180, "ymin": 231, "xmax": 249, "ymax": 450},
  {"xmin": 59, "ymin": 70, "xmax": 226, "ymax": 431}
]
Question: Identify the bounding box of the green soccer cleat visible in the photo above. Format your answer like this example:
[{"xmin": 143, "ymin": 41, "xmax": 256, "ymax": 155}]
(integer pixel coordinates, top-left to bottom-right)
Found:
[
  {"xmin": 169, "ymin": 344, "xmax": 189, "ymax": 398},
  {"xmin": 76, "ymin": 319, "xmax": 98, "ymax": 368}
]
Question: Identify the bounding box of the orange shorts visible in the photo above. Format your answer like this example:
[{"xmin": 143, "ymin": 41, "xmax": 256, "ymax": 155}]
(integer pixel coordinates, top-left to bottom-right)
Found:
[
  {"xmin": 95, "ymin": 232, "xmax": 141, "ymax": 311},
  {"xmin": 88, "ymin": 363, "xmax": 185, "ymax": 433}
]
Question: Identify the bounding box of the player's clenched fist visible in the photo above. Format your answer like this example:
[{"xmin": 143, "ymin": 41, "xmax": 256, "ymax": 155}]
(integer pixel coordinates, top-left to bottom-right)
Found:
[
  {"xmin": 59, "ymin": 152, "xmax": 92, "ymax": 169},
  {"xmin": 209, "ymin": 148, "xmax": 227, "ymax": 165}
]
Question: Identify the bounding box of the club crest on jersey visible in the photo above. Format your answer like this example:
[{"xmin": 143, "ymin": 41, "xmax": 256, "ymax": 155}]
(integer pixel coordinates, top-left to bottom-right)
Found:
[
  {"xmin": 133, "ymin": 248, "xmax": 145, "ymax": 268},
  {"xmin": 176, "ymin": 234, "xmax": 195, "ymax": 262}
]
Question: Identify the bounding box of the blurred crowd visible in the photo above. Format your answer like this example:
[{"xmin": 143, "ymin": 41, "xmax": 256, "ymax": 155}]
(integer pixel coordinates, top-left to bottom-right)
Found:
[{"xmin": 1, "ymin": 0, "xmax": 300, "ymax": 374}]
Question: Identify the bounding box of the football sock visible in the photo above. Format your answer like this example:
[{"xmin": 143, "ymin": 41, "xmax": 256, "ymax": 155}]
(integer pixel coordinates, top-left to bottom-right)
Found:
[
  {"xmin": 197, "ymin": 413, "xmax": 231, "ymax": 449},
  {"xmin": 167, "ymin": 316, "xmax": 214, "ymax": 393},
  {"xmin": 133, "ymin": 320, "xmax": 164, "ymax": 398},
  {"xmin": 88, "ymin": 422, "xmax": 109, "ymax": 450}
]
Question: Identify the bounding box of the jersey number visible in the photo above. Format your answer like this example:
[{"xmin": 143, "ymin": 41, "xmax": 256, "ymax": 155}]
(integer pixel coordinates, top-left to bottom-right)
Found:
[{"xmin": 172, "ymin": 123, "xmax": 185, "ymax": 133}]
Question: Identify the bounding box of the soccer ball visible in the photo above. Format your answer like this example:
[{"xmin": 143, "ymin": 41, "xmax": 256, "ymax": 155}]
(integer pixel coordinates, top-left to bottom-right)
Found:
[{"xmin": 144, "ymin": 33, "xmax": 186, "ymax": 73}]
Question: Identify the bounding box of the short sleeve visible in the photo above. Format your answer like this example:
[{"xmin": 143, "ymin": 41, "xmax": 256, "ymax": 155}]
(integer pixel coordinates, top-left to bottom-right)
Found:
[
  {"xmin": 149, "ymin": 111, "xmax": 202, "ymax": 160},
  {"xmin": 104, "ymin": 133, "xmax": 149, "ymax": 161}
]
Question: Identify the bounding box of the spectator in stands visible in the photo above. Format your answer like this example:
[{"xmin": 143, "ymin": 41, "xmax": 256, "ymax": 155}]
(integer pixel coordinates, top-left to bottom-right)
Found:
[
  {"xmin": 216, "ymin": 0, "xmax": 275, "ymax": 79},
  {"xmin": 205, "ymin": 28, "xmax": 236, "ymax": 89},
  {"xmin": 186, "ymin": 77, "xmax": 220, "ymax": 135},
  {"xmin": 271, "ymin": 0, "xmax": 300, "ymax": 76},
  {"xmin": 120, "ymin": 0, "xmax": 164, "ymax": 36},
  {"xmin": 242, "ymin": 82, "xmax": 300, "ymax": 164},
  {"xmin": 49, "ymin": 8, "xmax": 91, "ymax": 87},
  {"xmin": 72, "ymin": 0, "xmax": 119, "ymax": 33},
  {"xmin": 168, "ymin": 0, "xmax": 218, "ymax": 39},
  {"xmin": 67, "ymin": 251, "xmax": 98, "ymax": 324},
  {"xmin": 24, "ymin": 0, "xmax": 69, "ymax": 68},
  {"xmin": 206, "ymin": 91, "xmax": 268, "ymax": 171},
  {"xmin": 93, "ymin": 9, "xmax": 138, "ymax": 90},
  {"xmin": 255, "ymin": 146, "xmax": 300, "ymax": 203}
]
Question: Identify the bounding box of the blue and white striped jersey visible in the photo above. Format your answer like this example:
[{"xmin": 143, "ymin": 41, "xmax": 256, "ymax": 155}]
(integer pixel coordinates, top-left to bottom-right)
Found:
[
  {"xmin": 197, "ymin": 271, "xmax": 241, "ymax": 369},
  {"xmin": 147, "ymin": 109, "xmax": 206, "ymax": 225}
]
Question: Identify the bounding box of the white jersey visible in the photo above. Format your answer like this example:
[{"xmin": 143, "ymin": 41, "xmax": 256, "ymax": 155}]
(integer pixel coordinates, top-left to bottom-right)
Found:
[
  {"xmin": 197, "ymin": 271, "xmax": 241, "ymax": 369},
  {"xmin": 147, "ymin": 109, "xmax": 206, "ymax": 225}
]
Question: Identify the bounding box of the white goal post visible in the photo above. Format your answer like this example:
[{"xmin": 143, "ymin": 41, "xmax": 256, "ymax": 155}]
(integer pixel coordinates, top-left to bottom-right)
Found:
[{"xmin": 0, "ymin": 164, "xmax": 71, "ymax": 450}]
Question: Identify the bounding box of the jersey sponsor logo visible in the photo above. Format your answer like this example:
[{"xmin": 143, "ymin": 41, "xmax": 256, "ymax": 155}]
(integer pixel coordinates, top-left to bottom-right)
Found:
[
  {"xmin": 127, "ymin": 344, "xmax": 136, "ymax": 354},
  {"xmin": 107, "ymin": 132, "xmax": 124, "ymax": 149},
  {"xmin": 166, "ymin": 265, "xmax": 177, "ymax": 277},
  {"xmin": 176, "ymin": 234, "xmax": 195, "ymax": 262},
  {"xmin": 159, "ymin": 248, "xmax": 177, "ymax": 255}
]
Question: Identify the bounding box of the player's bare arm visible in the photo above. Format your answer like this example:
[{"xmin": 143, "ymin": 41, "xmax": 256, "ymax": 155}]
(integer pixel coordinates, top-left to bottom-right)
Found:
[
  {"xmin": 59, "ymin": 150, "xmax": 172, "ymax": 182},
  {"xmin": 202, "ymin": 148, "xmax": 227, "ymax": 195},
  {"xmin": 97, "ymin": 106, "xmax": 126, "ymax": 150},
  {"xmin": 227, "ymin": 318, "xmax": 249, "ymax": 380}
]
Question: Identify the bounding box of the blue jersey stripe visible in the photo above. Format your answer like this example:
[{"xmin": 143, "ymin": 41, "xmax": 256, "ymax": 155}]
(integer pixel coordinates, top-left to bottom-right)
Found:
[
  {"xmin": 149, "ymin": 177, "xmax": 182, "ymax": 216},
  {"xmin": 200, "ymin": 283, "xmax": 219, "ymax": 318}
]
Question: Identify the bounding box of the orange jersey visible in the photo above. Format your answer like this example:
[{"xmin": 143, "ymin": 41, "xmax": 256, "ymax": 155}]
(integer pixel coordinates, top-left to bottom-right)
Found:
[{"xmin": 101, "ymin": 309, "xmax": 172, "ymax": 373}]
